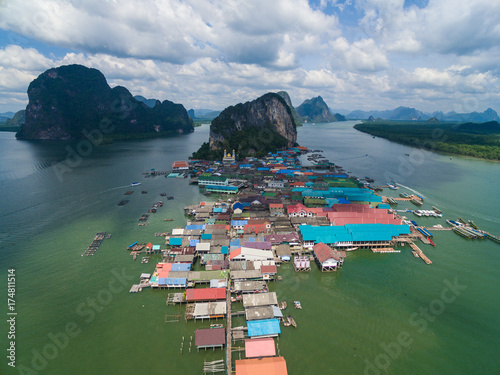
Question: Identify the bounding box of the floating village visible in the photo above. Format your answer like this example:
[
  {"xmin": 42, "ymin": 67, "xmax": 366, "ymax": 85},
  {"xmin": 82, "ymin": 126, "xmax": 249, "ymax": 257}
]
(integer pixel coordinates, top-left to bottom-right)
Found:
[{"xmin": 90, "ymin": 147, "xmax": 499, "ymax": 375}]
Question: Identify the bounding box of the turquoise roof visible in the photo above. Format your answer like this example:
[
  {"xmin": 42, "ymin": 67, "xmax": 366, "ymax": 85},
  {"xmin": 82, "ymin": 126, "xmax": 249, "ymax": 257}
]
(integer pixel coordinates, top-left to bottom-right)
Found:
[
  {"xmin": 300, "ymin": 224, "xmax": 410, "ymax": 243},
  {"xmin": 247, "ymin": 319, "xmax": 281, "ymax": 337},
  {"xmin": 169, "ymin": 238, "xmax": 183, "ymax": 246}
]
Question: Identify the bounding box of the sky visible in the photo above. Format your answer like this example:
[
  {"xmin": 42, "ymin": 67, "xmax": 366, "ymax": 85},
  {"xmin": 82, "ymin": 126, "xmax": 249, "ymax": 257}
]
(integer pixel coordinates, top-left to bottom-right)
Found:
[{"xmin": 0, "ymin": 0, "xmax": 499, "ymax": 114}]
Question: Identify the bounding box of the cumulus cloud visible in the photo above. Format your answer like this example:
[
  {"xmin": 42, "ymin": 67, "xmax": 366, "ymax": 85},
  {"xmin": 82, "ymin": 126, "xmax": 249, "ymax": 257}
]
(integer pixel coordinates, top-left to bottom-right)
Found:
[
  {"xmin": 330, "ymin": 37, "xmax": 389, "ymax": 72},
  {"xmin": 0, "ymin": 0, "xmax": 339, "ymax": 68},
  {"xmin": 0, "ymin": 0, "xmax": 499, "ymax": 114}
]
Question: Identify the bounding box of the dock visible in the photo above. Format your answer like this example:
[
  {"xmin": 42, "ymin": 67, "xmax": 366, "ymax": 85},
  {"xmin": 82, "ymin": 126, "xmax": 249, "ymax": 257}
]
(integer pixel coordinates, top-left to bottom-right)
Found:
[
  {"xmin": 81, "ymin": 232, "xmax": 107, "ymax": 256},
  {"xmin": 371, "ymin": 247, "xmax": 400, "ymax": 253},
  {"xmin": 129, "ymin": 284, "xmax": 142, "ymax": 293},
  {"xmin": 408, "ymin": 241, "xmax": 432, "ymax": 264},
  {"xmin": 226, "ymin": 282, "xmax": 232, "ymax": 375}
]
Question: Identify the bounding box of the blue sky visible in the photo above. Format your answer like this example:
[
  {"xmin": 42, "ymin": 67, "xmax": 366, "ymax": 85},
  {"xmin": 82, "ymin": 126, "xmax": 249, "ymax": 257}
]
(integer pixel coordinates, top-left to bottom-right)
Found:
[{"xmin": 0, "ymin": 0, "xmax": 499, "ymax": 114}]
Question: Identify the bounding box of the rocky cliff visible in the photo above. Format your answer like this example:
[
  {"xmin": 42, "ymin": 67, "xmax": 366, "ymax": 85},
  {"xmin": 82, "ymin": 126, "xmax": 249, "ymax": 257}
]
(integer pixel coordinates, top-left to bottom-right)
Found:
[
  {"xmin": 16, "ymin": 64, "xmax": 193, "ymax": 140},
  {"xmin": 276, "ymin": 91, "xmax": 303, "ymax": 126},
  {"xmin": 193, "ymin": 92, "xmax": 297, "ymax": 159},
  {"xmin": 297, "ymin": 96, "xmax": 337, "ymax": 123}
]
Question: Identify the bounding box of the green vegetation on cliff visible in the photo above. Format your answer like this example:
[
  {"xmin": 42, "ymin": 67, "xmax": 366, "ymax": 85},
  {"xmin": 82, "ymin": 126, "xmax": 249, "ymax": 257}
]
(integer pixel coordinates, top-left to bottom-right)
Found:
[
  {"xmin": 354, "ymin": 121, "xmax": 500, "ymax": 160},
  {"xmin": 16, "ymin": 64, "xmax": 193, "ymax": 140},
  {"xmin": 193, "ymin": 92, "xmax": 298, "ymax": 160}
]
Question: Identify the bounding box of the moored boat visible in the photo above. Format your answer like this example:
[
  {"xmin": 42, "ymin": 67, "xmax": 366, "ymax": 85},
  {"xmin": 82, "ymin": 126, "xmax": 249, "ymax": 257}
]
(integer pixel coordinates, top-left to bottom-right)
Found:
[{"xmin": 131, "ymin": 182, "xmax": 141, "ymax": 186}]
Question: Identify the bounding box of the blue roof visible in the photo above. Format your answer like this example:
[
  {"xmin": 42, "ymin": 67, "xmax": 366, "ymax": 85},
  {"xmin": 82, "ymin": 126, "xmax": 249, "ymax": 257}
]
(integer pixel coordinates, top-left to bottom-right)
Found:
[
  {"xmin": 247, "ymin": 319, "xmax": 281, "ymax": 337},
  {"xmin": 201, "ymin": 233, "xmax": 212, "ymax": 240},
  {"xmin": 300, "ymin": 224, "xmax": 410, "ymax": 244},
  {"xmin": 171, "ymin": 263, "xmax": 191, "ymax": 272},
  {"xmin": 159, "ymin": 277, "xmax": 187, "ymax": 286},
  {"xmin": 378, "ymin": 204, "xmax": 391, "ymax": 209},
  {"xmin": 232, "ymin": 202, "xmax": 244, "ymax": 210},
  {"xmin": 231, "ymin": 220, "xmax": 248, "ymax": 226},
  {"xmin": 190, "ymin": 239, "xmax": 200, "ymax": 247},
  {"xmin": 169, "ymin": 238, "xmax": 183, "ymax": 246},
  {"xmin": 186, "ymin": 224, "xmax": 206, "ymax": 230},
  {"xmin": 221, "ymin": 246, "xmax": 229, "ymax": 255},
  {"xmin": 206, "ymin": 185, "xmax": 238, "ymax": 191}
]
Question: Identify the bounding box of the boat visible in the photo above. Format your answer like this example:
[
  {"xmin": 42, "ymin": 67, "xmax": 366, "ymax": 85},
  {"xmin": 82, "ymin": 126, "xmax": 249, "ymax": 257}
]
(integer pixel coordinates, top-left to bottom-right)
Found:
[
  {"xmin": 468, "ymin": 220, "xmax": 478, "ymax": 230},
  {"xmin": 279, "ymin": 300, "xmax": 287, "ymax": 310},
  {"xmin": 414, "ymin": 210, "xmax": 423, "ymax": 217},
  {"xmin": 365, "ymin": 176, "xmax": 375, "ymax": 183},
  {"xmin": 345, "ymin": 247, "xmax": 359, "ymax": 251},
  {"xmin": 164, "ymin": 218, "xmax": 175, "ymax": 221},
  {"xmin": 410, "ymin": 198, "xmax": 423, "ymax": 206},
  {"xmin": 131, "ymin": 182, "xmax": 141, "ymax": 186},
  {"xmin": 432, "ymin": 206, "xmax": 442, "ymax": 214},
  {"xmin": 118, "ymin": 200, "xmax": 129, "ymax": 206},
  {"xmin": 210, "ymin": 324, "xmax": 224, "ymax": 329},
  {"xmin": 288, "ymin": 315, "xmax": 297, "ymax": 328},
  {"xmin": 141, "ymin": 190, "xmax": 147, "ymax": 194},
  {"xmin": 160, "ymin": 192, "xmax": 167, "ymax": 196},
  {"xmin": 293, "ymin": 301, "xmax": 302, "ymax": 309},
  {"xmin": 167, "ymin": 196, "xmax": 174, "ymax": 200},
  {"xmin": 387, "ymin": 182, "xmax": 399, "ymax": 190},
  {"xmin": 457, "ymin": 217, "xmax": 467, "ymax": 225}
]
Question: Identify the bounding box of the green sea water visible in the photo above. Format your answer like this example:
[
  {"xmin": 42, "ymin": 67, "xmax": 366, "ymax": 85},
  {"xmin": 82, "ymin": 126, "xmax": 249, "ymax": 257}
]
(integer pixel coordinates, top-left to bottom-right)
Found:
[{"xmin": 1, "ymin": 122, "xmax": 499, "ymax": 375}]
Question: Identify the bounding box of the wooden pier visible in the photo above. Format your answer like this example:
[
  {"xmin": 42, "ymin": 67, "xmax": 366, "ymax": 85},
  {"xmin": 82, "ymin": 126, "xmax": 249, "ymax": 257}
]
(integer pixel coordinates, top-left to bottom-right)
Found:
[
  {"xmin": 81, "ymin": 232, "xmax": 107, "ymax": 257},
  {"xmin": 371, "ymin": 247, "xmax": 400, "ymax": 253},
  {"xmin": 408, "ymin": 241, "xmax": 432, "ymax": 264},
  {"xmin": 226, "ymin": 282, "xmax": 232, "ymax": 375}
]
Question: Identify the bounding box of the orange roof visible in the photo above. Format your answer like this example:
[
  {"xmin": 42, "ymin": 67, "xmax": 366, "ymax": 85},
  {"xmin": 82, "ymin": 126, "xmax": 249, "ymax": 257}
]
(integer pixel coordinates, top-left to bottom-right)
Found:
[
  {"xmin": 229, "ymin": 247, "xmax": 242, "ymax": 260},
  {"xmin": 295, "ymin": 146, "xmax": 308, "ymax": 150},
  {"xmin": 269, "ymin": 203, "xmax": 283, "ymax": 209},
  {"xmin": 236, "ymin": 357, "xmax": 288, "ymax": 375},
  {"xmin": 172, "ymin": 160, "xmax": 189, "ymax": 168},
  {"xmin": 146, "ymin": 242, "xmax": 153, "ymax": 249}
]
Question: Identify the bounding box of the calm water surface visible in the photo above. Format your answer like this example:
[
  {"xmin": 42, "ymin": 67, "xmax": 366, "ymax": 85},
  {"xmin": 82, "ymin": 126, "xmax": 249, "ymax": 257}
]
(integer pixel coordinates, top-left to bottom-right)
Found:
[{"xmin": 0, "ymin": 122, "xmax": 499, "ymax": 374}]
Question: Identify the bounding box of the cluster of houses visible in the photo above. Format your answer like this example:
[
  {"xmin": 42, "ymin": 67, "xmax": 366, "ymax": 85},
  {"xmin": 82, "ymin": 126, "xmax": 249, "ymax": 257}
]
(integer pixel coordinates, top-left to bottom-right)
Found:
[{"xmin": 140, "ymin": 147, "xmax": 412, "ymax": 374}]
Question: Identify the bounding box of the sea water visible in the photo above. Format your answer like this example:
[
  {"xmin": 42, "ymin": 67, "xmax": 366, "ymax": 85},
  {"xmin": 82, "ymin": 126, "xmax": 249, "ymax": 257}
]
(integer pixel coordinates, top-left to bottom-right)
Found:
[{"xmin": 0, "ymin": 122, "xmax": 499, "ymax": 374}]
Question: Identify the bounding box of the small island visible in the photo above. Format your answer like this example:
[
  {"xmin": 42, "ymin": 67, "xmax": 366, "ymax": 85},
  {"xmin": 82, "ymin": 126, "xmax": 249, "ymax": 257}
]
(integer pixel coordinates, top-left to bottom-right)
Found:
[
  {"xmin": 15, "ymin": 64, "xmax": 194, "ymax": 141},
  {"xmin": 354, "ymin": 120, "xmax": 500, "ymax": 160}
]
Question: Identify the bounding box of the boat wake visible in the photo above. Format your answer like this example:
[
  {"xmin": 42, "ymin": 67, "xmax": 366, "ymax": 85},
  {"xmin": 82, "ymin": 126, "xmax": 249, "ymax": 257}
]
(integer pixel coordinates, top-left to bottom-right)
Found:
[
  {"xmin": 395, "ymin": 183, "xmax": 427, "ymax": 199},
  {"xmin": 105, "ymin": 185, "xmax": 131, "ymax": 192}
]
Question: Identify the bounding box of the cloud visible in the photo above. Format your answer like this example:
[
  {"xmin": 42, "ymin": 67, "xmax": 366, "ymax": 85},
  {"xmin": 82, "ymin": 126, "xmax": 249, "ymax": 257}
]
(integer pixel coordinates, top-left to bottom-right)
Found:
[
  {"xmin": 0, "ymin": 0, "xmax": 340, "ymax": 69},
  {"xmin": 0, "ymin": 45, "xmax": 53, "ymax": 70},
  {"xmin": 330, "ymin": 37, "xmax": 389, "ymax": 72}
]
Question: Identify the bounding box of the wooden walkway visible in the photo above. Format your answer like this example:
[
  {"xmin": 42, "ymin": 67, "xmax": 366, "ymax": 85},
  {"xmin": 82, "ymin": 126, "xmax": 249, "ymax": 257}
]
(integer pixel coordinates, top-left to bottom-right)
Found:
[
  {"xmin": 371, "ymin": 247, "xmax": 400, "ymax": 253},
  {"xmin": 408, "ymin": 241, "xmax": 432, "ymax": 264},
  {"xmin": 226, "ymin": 282, "xmax": 232, "ymax": 375}
]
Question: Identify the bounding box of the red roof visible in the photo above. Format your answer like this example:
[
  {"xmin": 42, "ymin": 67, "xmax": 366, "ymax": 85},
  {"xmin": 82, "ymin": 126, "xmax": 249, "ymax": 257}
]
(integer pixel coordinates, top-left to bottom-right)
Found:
[
  {"xmin": 195, "ymin": 328, "xmax": 226, "ymax": 347},
  {"xmin": 185, "ymin": 288, "xmax": 226, "ymax": 302},
  {"xmin": 313, "ymin": 242, "xmax": 346, "ymax": 263},
  {"xmin": 260, "ymin": 265, "xmax": 277, "ymax": 274},
  {"xmin": 269, "ymin": 203, "xmax": 284, "ymax": 209}
]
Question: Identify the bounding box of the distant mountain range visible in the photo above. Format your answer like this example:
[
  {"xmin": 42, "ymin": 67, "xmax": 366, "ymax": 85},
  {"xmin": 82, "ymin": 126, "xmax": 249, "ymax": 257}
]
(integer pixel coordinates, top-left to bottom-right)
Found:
[
  {"xmin": 0, "ymin": 112, "xmax": 15, "ymax": 122},
  {"xmin": 345, "ymin": 106, "xmax": 499, "ymax": 122}
]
